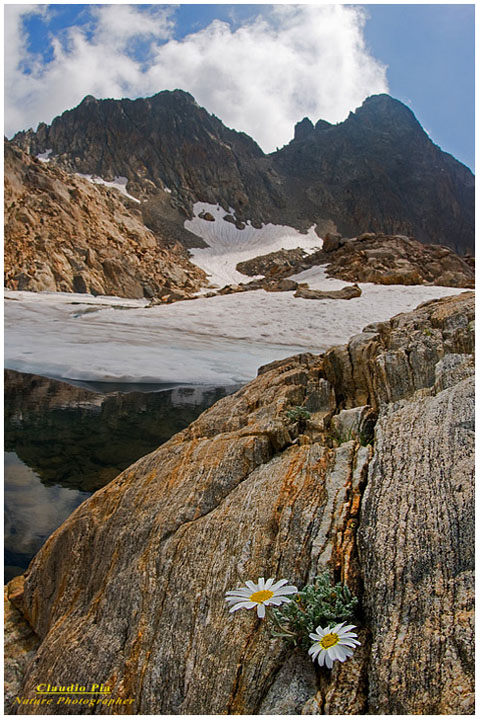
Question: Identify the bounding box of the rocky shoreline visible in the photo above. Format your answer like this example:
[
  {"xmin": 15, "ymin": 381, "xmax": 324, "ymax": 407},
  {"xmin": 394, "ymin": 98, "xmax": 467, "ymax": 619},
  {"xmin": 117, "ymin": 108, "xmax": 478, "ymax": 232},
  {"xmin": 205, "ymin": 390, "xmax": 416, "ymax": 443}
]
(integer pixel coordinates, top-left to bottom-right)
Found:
[{"xmin": 5, "ymin": 292, "xmax": 474, "ymax": 714}]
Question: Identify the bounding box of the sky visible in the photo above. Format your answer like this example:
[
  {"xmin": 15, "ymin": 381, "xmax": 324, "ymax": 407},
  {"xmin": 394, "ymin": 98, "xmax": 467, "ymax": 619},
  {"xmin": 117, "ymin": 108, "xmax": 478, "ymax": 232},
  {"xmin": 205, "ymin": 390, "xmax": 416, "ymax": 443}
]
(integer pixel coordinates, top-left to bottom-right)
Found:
[{"xmin": 4, "ymin": 3, "xmax": 475, "ymax": 171}]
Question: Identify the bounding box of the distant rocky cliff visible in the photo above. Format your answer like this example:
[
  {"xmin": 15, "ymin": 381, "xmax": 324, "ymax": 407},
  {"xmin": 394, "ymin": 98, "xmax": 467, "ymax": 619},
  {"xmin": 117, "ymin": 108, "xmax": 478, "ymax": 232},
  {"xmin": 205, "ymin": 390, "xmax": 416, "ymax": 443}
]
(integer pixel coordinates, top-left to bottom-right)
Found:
[
  {"xmin": 5, "ymin": 292, "xmax": 474, "ymax": 714},
  {"xmin": 12, "ymin": 91, "xmax": 475, "ymax": 255},
  {"xmin": 4, "ymin": 142, "xmax": 206, "ymax": 297}
]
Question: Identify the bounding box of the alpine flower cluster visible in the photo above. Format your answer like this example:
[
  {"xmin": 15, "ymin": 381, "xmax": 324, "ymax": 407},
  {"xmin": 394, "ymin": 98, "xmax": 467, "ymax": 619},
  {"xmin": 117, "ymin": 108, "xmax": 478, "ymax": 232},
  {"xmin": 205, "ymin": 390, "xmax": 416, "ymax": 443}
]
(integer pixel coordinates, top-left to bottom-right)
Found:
[{"xmin": 225, "ymin": 576, "xmax": 361, "ymax": 668}]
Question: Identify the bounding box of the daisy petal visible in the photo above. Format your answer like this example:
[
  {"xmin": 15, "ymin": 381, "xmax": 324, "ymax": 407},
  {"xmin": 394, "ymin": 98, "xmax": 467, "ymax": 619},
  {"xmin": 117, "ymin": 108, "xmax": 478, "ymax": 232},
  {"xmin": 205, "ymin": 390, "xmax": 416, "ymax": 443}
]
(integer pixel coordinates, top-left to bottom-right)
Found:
[
  {"xmin": 264, "ymin": 578, "xmax": 275, "ymax": 590},
  {"xmin": 257, "ymin": 603, "xmax": 266, "ymax": 619},
  {"xmin": 225, "ymin": 590, "xmax": 251, "ymax": 598},
  {"xmin": 341, "ymin": 639, "xmax": 361, "ymax": 648},
  {"xmin": 318, "ymin": 649, "xmax": 327, "ymax": 666},
  {"xmin": 276, "ymin": 585, "xmax": 298, "ymax": 595},
  {"xmin": 258, "ymin": 577, "xmax": 265, "ymax": 590},
  {"xmin": 328, "ymin": 646, "xmax": 340, "ymax": 661},
  {"xmin": 245, "ymin": 581, "xmax": 258, "ymax": 592},
  {"xmin": 229, "ymin": 601, "xmax": 256, "ymax": 613},
  {"xmin": 269, "ymin": 579, "xmax": 288, "ymax": 592},
  {"xmin": 339, "ymin": 624, "xmax": 357, "ymax": 634}
]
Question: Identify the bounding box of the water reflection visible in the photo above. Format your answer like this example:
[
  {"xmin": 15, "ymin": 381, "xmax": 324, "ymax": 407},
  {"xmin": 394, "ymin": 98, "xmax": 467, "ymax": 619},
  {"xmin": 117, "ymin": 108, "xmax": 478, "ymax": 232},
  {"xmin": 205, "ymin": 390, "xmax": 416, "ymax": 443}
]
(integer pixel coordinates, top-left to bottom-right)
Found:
[
  {"xmin": 4, "ymin": 369, "xmax": 237, "ymax": 581},
  {"xmin": 5, "ymin": 451, "xmax": 90, "ymax": 583}
]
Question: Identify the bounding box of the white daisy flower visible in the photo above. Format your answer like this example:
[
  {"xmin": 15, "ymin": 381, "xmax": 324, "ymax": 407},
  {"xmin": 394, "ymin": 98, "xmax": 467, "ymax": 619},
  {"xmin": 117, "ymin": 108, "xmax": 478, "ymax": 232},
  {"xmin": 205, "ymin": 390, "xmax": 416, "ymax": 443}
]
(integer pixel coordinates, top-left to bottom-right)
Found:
[
  {"xmin": 308, "ymin": 622, "xmax": 361, "ymax": 669},
  {"xmin": 225, "ymin": 577, "xmax": 298, "ymax": 619}
]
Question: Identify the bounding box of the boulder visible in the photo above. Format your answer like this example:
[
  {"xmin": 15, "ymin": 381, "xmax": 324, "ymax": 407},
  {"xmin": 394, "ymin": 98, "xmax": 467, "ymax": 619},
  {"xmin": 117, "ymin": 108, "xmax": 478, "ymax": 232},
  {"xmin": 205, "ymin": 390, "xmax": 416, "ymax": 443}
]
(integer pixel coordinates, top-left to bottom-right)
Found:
[
  {"xmin": 199, "ymin": 211, "xmax": 215, "ymax": 222},
  {"xmin": 357, "ymin": 232, "xmax": 376, "ymax": 241},
  {"xmin": 294, "ymin": 283, "xmax": 362, "ymax": 300},
  {"xmin": 322, "ymin": 232, "xmax": 342, "ymax": 252},
  {"xmin": 320, "ymin": 234, "xmax": 474, "ymax": 288},
  {"xmin": 236, "ymin": 248, "xmax": 307, "ymax": 278},
  {"xmin": 266, "ymin": 278, "xmax": 298, "ymax": 292}
]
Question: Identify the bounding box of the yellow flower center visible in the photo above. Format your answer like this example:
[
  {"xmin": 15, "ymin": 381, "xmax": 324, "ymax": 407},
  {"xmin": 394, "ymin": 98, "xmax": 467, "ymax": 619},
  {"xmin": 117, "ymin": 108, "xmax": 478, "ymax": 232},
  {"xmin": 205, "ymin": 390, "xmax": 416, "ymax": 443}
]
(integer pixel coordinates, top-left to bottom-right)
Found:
[
  {"xmin": 249, "ymin": 589, "xmax": 274, "ymax": 604},
  {"xmin": 320, "ymin": 632, "xmax": 339, "ymax": 649}
]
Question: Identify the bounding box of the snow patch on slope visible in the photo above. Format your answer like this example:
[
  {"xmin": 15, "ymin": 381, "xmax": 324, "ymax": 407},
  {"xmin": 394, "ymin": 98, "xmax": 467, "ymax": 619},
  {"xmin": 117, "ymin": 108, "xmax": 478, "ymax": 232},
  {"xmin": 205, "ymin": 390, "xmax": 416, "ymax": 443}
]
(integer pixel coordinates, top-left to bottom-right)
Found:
[
  {"xmin": 76, "ymin": 174, "xmax": 140, "ymax": 203},
  {"xmin": 36, "ymin": 149, "xmax": 53, "ymax": 162},
  {"xmin": 185, "ymin": 202, "xmax": 323, "ymax": 287}
]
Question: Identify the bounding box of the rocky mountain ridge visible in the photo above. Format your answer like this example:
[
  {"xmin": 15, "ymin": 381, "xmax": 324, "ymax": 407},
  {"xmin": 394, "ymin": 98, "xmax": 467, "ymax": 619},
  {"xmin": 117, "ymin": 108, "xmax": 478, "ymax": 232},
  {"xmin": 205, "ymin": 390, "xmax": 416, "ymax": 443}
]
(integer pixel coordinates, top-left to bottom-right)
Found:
[
  {"xmin": 12, "ymin": 90, "xmax": 475, "ymax": 255},
  {"xmin": 5, "ymin": 292, "xmax": 474, "ymax": 714},
  {"xmin": 4, "ymin": 143, "xmax": 206, "ymax": 298}
]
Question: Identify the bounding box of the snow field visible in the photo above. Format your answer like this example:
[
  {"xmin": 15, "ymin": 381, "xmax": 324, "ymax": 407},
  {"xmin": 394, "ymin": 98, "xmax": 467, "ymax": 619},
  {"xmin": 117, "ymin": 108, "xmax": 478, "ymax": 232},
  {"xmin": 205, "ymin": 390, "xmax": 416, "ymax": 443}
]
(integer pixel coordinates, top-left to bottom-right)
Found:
[{"xmin": 185, "ymin": 203, "xmax": 323, "ymax": 287}]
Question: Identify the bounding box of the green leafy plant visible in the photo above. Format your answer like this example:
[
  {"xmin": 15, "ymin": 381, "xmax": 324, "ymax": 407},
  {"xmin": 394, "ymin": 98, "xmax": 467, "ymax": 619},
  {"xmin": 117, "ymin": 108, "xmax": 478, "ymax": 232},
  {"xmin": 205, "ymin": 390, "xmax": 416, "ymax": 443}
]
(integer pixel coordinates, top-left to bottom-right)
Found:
[
  {"xmin": 285, "ymin": 406, "xmax": 311, "ymax": 422},
  {"xmin": 267, "ymin": 572, "xmax": 358, "ymax": 649}
]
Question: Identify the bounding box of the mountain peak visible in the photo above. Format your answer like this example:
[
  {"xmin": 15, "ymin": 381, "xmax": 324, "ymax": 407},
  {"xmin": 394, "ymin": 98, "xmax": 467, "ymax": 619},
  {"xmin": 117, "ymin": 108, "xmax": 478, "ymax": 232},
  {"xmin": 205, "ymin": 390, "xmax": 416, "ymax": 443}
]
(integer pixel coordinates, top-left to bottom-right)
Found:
[
  {"xmin": 294, "ymin": 117, "xmax": 314, "ymax": 141},
  {"xmin": 80, "ymin": 94, "xmax": 98, "ymax": 106},
  {"xmin": 151, "ymin": 89, "xmax": 197, "ymax": 104},
  {"xmin": 354, "ymin": 93, "xmax": 421, "ymax": 128}
]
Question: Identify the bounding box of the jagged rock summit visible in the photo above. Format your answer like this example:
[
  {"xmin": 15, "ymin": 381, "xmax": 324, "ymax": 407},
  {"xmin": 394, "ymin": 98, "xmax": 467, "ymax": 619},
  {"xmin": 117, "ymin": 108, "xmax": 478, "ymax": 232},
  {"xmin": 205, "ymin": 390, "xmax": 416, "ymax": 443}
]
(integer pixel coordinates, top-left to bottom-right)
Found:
[
  {"xmin": 5, "ymin": 292, "xmax": 474, "ymax": 714},
  {"xmin": 12, "ymin": 90, "xmax": 475, "ymax": 254}
]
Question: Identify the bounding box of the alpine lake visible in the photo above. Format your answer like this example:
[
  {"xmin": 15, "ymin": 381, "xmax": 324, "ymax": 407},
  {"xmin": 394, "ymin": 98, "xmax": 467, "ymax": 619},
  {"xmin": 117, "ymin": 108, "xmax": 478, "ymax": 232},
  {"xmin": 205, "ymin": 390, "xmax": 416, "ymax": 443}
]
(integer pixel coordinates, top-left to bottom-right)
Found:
[{"xmin": 4, "ymin": 369, "xmax": 237, "ymax": 583}]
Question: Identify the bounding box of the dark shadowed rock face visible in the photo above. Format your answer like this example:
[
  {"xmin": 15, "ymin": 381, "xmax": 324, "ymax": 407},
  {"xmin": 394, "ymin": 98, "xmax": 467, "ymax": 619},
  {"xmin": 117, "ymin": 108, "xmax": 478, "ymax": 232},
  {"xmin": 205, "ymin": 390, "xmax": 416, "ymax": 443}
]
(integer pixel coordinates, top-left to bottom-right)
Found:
[
  {"xmin": 272, "ymin": 94, "xmax": 475, "ymax": 254},
  {"xmin": 12, "ymin": 91, "xmax": 474, "ymax": 254},
  {"xmin": 5, "ymin": 292, "xmax": 474, "ymax": 714}
]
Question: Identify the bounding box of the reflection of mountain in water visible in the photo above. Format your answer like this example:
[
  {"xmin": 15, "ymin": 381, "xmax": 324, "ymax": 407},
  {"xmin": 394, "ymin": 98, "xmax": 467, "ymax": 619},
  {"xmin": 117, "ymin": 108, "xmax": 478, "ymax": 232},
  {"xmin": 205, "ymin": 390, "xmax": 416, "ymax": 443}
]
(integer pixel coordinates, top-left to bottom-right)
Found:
[
  {"xmin": 5, "ymin": 369, "xmax": 236, "ymax": 492},
  {"xmin": 4, "ymin": 370, "xmax": 236, "ymax": 581}
]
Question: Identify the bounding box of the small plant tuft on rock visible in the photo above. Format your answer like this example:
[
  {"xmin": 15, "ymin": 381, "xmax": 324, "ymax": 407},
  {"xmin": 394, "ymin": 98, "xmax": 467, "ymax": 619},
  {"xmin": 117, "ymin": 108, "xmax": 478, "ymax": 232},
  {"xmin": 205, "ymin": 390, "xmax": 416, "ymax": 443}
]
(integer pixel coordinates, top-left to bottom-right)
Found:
[
  {"xmin": 333, "ymin": 426, "xmax": 373, "ymax": 447},
  {"xmin": 267, "ymin": 572, "xmax": 358, "ymax": 649},
  {"xmin": 285, "ymin": 406, "xmax": 311, "ymax": 422}
]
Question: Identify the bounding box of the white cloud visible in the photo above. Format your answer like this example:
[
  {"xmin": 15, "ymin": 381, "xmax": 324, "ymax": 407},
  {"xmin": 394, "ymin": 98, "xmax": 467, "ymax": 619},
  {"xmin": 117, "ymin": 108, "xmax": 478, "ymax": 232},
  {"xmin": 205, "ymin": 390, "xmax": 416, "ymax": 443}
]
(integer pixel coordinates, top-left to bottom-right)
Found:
[{"xmin": 5, "ymin": 4, "xmax": 388, "ymax": 151}]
